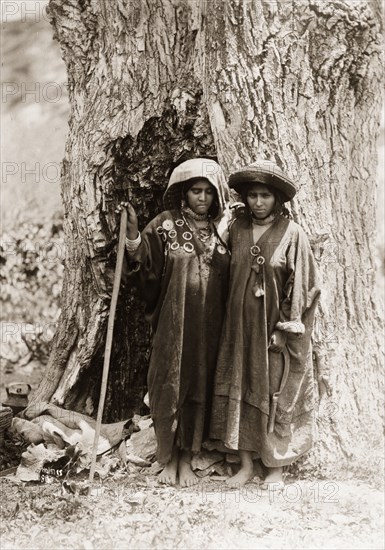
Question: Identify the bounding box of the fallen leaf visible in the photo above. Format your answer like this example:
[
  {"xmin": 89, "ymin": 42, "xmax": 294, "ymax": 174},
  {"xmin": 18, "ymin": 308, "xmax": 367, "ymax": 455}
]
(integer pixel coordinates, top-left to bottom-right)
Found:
[
  {"xmin": 126, "ymin": 426, "xmax": 156, "ymax": 461},
  {"xmin": 126, "ymin": 454, "xmax": 151, "ymax": 467}
]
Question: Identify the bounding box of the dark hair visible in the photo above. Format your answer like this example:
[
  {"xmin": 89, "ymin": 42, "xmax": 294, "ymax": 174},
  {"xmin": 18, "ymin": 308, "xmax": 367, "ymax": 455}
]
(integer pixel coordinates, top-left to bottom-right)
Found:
[
  {"xmin": 240, "ymin": 182, "xmax": 290, "ymax": 219},
  {"xmin": 182, "ymin": 178, "xmax": 219, "ymax": 218}
]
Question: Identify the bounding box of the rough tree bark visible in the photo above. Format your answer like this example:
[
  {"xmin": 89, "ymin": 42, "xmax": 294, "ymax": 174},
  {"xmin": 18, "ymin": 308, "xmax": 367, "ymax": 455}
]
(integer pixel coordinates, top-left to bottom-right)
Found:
[{"xmin": 31, "ymin": 0, "xmax": 384, "ymax": 475}]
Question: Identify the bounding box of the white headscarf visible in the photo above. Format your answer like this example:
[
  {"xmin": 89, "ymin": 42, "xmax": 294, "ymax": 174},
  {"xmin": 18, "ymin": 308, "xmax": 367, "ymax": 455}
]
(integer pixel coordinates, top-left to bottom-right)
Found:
[{"xmin": 163, "ymin": 158, "xmax": 230, "ymax": 221}]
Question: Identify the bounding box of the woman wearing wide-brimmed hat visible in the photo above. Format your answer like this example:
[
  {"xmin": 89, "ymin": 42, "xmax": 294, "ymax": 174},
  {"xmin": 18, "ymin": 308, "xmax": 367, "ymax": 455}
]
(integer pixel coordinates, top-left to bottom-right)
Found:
[
  {"xmin": 122, "ymin": 158, "xmax": 231, "ymax": 487},
  {"xmin": 209, "ymin": 160, "xmax": 321, "ymax": 488}
]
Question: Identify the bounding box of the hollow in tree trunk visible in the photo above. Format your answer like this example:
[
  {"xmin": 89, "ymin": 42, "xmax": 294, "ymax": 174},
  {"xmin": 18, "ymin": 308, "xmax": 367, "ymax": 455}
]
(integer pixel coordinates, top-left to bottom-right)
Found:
[{"xmin": 30, "ymin": 0, "xmax": 384, "ymax": 475}]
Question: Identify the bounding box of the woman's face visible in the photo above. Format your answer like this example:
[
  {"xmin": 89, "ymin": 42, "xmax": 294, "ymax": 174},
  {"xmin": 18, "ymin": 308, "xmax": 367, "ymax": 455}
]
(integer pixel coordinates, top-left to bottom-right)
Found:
[
  {"xmin": 246, "ymin": 183, "xmax": 276, "ymax": 219},
  {"xmin": 185, "ymin": 180, "xmax": 215, "ymax": 215}
]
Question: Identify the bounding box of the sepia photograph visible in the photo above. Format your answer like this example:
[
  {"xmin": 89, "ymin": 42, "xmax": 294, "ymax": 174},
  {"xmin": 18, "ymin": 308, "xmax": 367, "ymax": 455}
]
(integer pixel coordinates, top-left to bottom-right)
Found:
[{"xmin": 1, "ymin": 0, "xmax": 384, "ymax": 548}]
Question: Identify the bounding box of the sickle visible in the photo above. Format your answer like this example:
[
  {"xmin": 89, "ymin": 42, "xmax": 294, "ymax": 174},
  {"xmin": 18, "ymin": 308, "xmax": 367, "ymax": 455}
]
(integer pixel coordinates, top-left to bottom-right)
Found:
[{"xmin": 267, "ymin": 347, "xmax": 290, "ymax": 434}]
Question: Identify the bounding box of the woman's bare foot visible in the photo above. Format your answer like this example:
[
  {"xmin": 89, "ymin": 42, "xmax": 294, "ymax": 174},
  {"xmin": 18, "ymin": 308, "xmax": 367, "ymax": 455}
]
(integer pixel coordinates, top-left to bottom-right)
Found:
[
  {"xmin": 158, "ymin": 447, "xmax": 178, "ymax": 485},
  {"xmin": 178, "ymin": 450, "xmax": 198, "ymax": 488},
  {"xmin": 261, "ymin": 466, "xmax": 284, "ymax": 489},
  {"xmin": 226, "ymin": 450, "xmax": 254, "ymax": 487}
]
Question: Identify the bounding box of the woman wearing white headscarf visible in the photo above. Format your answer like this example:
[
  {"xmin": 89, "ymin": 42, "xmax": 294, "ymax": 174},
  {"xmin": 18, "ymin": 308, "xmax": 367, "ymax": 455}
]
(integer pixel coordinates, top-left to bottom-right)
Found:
[{"xmin": 123, "ymin": 158, "xmax": 231, "ymax": 487}]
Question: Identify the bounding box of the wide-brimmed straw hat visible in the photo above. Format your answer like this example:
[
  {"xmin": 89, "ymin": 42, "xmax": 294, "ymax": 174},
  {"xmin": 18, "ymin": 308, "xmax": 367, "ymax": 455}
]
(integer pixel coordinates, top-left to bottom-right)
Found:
[{"xmin": 229, "ymin": 160, "xmax": 297, "ymax": 202}]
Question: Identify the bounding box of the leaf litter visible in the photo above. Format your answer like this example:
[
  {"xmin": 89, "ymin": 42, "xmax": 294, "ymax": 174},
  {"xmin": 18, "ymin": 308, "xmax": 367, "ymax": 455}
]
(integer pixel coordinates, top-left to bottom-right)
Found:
[{"xmin": 1, "ymin": 406, "xmax": 384, "ymax": 549}]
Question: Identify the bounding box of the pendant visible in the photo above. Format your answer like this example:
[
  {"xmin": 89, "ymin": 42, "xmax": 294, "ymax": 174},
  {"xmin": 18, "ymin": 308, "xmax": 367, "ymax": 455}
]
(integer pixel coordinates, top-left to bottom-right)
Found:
[
  {"xmin": 253, "ymin": 284, "xmax": 264, "ymax": 297},
  {"xmin": 251, "ymin": 260, "xmax": 265, "ymax": 297},
  {"xmin": 198, "ymin": 226, "xmax": 212, "ymax": 241}
]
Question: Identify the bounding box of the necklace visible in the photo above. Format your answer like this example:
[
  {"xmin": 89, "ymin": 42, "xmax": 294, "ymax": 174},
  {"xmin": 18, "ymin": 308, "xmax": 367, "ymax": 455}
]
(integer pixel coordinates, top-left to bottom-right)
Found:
[
  {"xmin": 182, "ymin": 206, "xmax": 209, "ymax": 222},
  {"xmin": 197, "ymin": 223, "xmax": 212, "ymax": 242},
  {"xmin": 182, "ymin": 211, "xmax": 213, "ymax": 242},
  {"xmin": 251, "ymin": 213, "xmax": 276, "ymax": 226}
]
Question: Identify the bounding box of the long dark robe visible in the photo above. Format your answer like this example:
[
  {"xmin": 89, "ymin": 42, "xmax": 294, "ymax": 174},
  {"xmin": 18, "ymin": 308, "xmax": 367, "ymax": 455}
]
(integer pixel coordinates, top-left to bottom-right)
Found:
[
  {"xmin": 130, "ymin": 209, "xmax": 230, "ymax": 464},
  {"xmin": 210, "ymin": 214, "xmax": 320, "ymax": 467}
]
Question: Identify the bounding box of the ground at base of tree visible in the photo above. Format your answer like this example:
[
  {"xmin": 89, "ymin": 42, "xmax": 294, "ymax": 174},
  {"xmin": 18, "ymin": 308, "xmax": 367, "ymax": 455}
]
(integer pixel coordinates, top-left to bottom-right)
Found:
[
  {"xmin": 1, "ymin": 470, "xmax": 383, "ymax": 550},
  {"xmin": 1, "ymin": 358, "xmax": 384, "ymax": 549}
]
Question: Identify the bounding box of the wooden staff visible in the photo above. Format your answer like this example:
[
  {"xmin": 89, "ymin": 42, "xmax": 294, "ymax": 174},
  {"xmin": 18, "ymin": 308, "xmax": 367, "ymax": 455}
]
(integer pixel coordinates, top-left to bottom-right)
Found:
[{"xmin": 88, "ymin": 207, "xmax": 128, "ymax": 486}]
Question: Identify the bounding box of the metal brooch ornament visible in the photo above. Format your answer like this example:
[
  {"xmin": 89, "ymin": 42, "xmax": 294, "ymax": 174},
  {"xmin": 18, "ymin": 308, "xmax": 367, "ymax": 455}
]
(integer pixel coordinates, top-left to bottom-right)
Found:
[
  {"xmin": 250, "ymin": 245, "xmax": 261, "ymax": 256},
  {"xmin": 162, "ymin": 219, "xmax": 174, "ymax": 231},
  {"xmin": 183, "ymin": 242, "xmax": 194, "ymax": 253}
]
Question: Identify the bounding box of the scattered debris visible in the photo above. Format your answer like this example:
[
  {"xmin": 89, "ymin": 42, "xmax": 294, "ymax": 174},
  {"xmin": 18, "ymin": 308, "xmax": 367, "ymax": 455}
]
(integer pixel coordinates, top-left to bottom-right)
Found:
[
  {"xmin": 2, "ymin": 382, "xmax": 31, "ymax": 415},
  {"xmin": 126, "ymin": 417, "xmax": 156, "ymax": 464}
]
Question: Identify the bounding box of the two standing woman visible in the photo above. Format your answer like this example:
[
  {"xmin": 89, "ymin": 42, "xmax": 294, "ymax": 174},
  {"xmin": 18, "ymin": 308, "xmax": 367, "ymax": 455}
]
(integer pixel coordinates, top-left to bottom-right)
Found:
[{"xmin": 123, "ymin": 158, "xmax": 320, "ymax": 488}]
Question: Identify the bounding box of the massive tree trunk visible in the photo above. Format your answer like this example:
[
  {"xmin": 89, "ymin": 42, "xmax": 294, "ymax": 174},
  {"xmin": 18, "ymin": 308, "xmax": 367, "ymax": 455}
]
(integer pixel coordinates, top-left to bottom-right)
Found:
[{"xmin": 31, "ymin": 0, "xmax": 384, "ymax": 475}]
